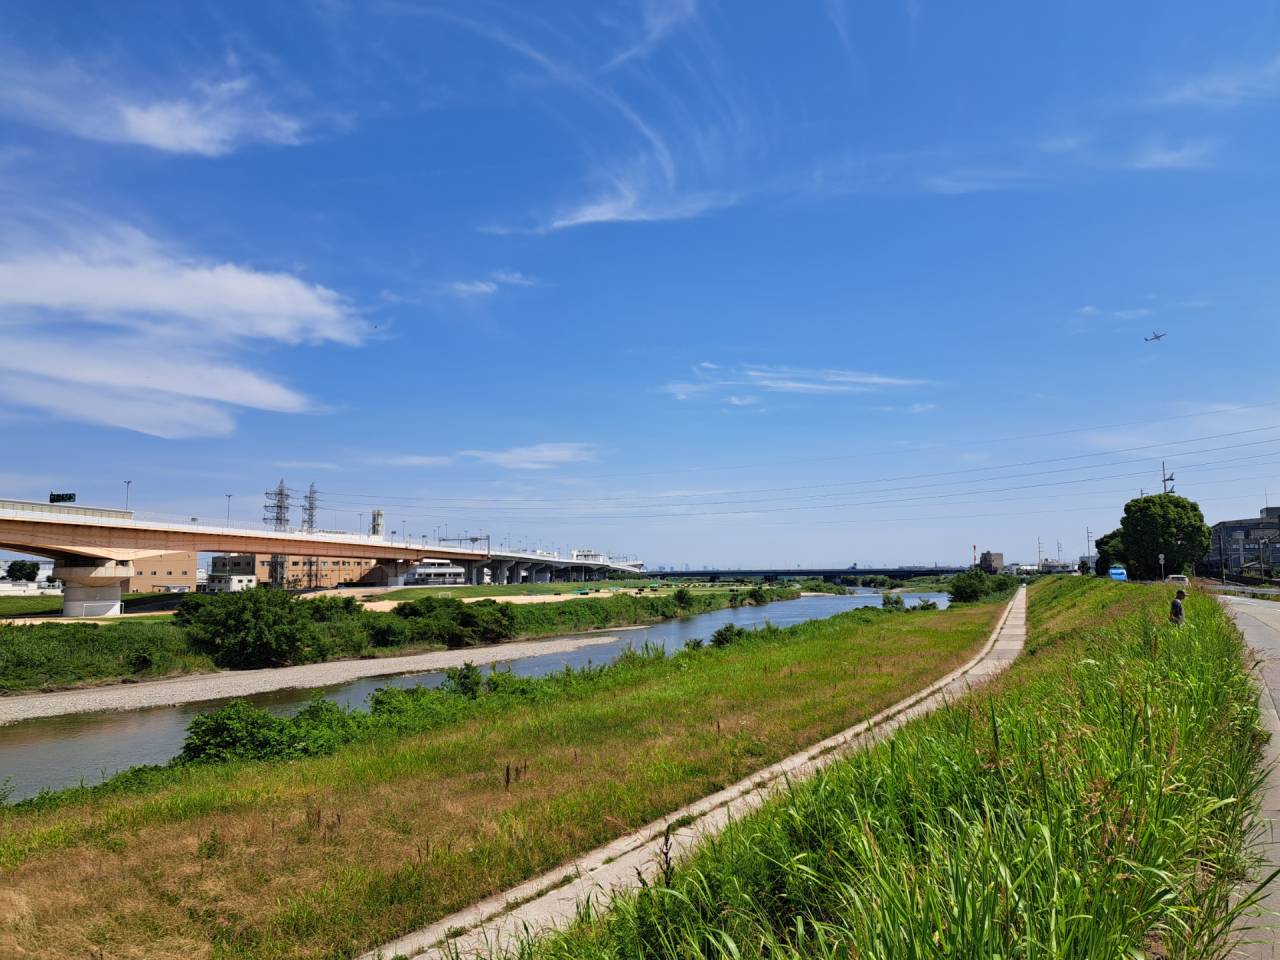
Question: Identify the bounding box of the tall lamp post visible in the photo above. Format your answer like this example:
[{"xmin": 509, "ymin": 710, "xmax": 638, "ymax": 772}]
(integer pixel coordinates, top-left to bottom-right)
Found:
[
  {"xmin": 123, "ymin": 479, "xmax": 132, "ymax": 511},
  {"xmin": 225, "ymin": 494, "xmax": 232, "ymax": 526}
]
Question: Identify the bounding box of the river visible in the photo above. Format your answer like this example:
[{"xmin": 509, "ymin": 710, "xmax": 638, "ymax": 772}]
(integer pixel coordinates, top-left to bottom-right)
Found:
[{"xmin": 0, "ymin": 591, "xmax": 946, "ymax": 802}]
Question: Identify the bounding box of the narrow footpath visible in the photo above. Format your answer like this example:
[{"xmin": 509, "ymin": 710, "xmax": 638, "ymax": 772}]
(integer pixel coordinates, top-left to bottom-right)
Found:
[
  {"xmin": 0, "ymin": 632, "xmax": 628, "ymax": 725},
  {"xmin": 363, "ymin": 587, "xmax": 1027, "ymax": 960},
  {"xmin": 1222, "ymin": 596, "xmax": 1280, "ymax": 959}
]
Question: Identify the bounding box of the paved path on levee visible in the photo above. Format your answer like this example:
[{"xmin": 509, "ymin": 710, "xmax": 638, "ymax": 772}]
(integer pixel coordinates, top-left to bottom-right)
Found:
[
  {"xmin": 1222, "ymin": 596, "xmax": 1280, "ymax": 959},
  {"xmin": 362, "ymin": 587, "xmax": 1027, "ymax": 960},
  {"xmin": 0, "ymin": 632, "xmax": 633, "ymax": 725}
]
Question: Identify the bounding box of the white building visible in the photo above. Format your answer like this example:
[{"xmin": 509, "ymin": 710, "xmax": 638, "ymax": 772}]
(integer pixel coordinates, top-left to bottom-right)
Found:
[
  {"xmin": 205, "ymin": 573, "xmax": 257, "ymax": 593},
  {"xmin": 408, "ymin": 559, "xmax": 465, "ymax": 585}
]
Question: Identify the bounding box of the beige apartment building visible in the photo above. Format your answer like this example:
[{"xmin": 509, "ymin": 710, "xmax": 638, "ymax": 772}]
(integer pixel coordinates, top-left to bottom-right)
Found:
[
  {"xmin": 211, "ymin": 553, "xmax": 379, "ymax": 589},
  {"xmin": 128, "ymin": 551, "xmax": 198, "ymax": 593}
]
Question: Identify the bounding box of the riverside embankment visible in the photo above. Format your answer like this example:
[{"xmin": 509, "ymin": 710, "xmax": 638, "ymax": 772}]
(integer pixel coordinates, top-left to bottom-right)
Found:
[
  {"xmin": 0, "ymin": 591, "xmax": 944, "ymax": 801},
  {"xmin": 0, "ymin": 593, "xmax": 982, "ymax": 959}
]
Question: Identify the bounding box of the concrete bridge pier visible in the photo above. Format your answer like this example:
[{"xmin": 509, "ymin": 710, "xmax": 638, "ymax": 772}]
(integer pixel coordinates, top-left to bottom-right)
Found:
[
  {"xmin": 53, "ymin": 559, "xmax": 135, "ymax": 617},
  {"xmin": 371, "ymin": 560, "xmax": 413, "ymax": 587},
  {"xmin": 490, "ymin": 560, "xmax": 514, "ymax": 585},
  {"xmin": 463, "ymin": 561, "xmax": 488, "ymax": 585},
  {"xmin": 510, "ymin": 562, "xmax": 528, "ymax": 585},
  {"xmin": 531, "ymin": 564, "xmax": 552, "ymax": 583}
]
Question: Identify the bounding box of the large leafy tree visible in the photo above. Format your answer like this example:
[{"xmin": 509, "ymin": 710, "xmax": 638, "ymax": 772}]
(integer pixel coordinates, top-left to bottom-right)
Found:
[
  {"xmin": 1093, "ymin": 528, "xmax": 1126, "ymax": 577},
  {"xmin": 1119, "ymin": 493, "xmax": 1211, "ymax": 580},
  {"xmin": 5, "ymin": 559, "xmax": 39, "ymax": 582}
]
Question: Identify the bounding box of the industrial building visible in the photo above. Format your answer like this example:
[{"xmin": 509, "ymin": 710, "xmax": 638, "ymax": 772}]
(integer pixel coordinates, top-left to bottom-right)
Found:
[
  {"xmin": 128, "ymin": 551, "xmax": 198, "ymax": 593},
  {"xmin": 978, "ymin": 551, "xmax": 1004, "ymax": 574},
  {"xmin": 210, "ymin": 553, "xmax": 378, "ymax": 589},
  {"xmin": 1208, "ymin": 506, "xmax": 1280, "ymax": 576}
]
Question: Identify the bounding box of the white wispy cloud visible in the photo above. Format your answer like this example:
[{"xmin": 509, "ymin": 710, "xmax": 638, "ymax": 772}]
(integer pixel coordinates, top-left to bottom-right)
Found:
[
  {"xmin": 543, "ymin": 177, "xmax": 732, "ymax": 232},
  {"xmin": 460, "ymin": 442, "xmax": 597, "ymax": 470},
  {"xmin": 0, "ymin": 58, "xmax": 305, "ymax": 156},
  {"xmin": 0, "ymin": 224, "xmax": 359, "ymax": 343},
  {"xmin": 1127, "ymin": 138, "xmax": 1218, "ymax": 171},
  {"xmin": 0, "ymin": 216, "xmax": 361, "ymax": 438},
  {"xmin": 606, "ymin": 0, "xmax": 699, "ymax": 69},
  {"xmin": 375, "ymin": 442, "xmax": 597, "ymax": 471},
  {"xmin": 663, "ymin": 363, "xmax": 931, "ymax": 404},
  {"xmin": 1160, "ymin": 55, "xmax": 1280, "ymax": 108},
  {"xmin": 446, "ymin": 269, "xmax": 540, "ymax": 297}
]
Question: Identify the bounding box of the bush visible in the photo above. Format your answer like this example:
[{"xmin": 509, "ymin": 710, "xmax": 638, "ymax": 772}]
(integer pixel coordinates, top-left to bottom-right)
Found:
[
  {"xmin": 394, "ymin": 595, "xmax": 516, "ymax": 648},
  {"xmin": 673, "ymin": 587, "xmax": 694, "ymax": 609},
  {"xmin": 710, "ymin": 624, "xmax": 749, "ymax": 647},
  {"xmin": 948, "ymin": 569, "xmax": 1017, "ymax": 603},
  {"xmin": 880, "ymin": 592, "xmax": 906, "ymax": 610},
  {"xmin": 912, "ymin": 598, "xmax": 939, "ymax": 611},
  {"xmin": 179, "ymin": 588, "xmax": 325, "ymax": 668}
]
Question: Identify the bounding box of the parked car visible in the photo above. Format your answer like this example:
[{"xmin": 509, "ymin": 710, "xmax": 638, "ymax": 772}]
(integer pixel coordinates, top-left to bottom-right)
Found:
[{"xmin": 1165, "ymin": 574, "xmax": 1190, "ymax": 585}]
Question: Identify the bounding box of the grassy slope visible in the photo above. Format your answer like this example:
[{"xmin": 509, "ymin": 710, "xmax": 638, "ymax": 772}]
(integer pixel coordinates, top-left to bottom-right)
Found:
[
  {"xmin": 0, "ymin": 600, "xmax": 1004, "ymax": 960},
  {"xmin": 528, "ymin": 578, "xmax": 1266, "ymax": 960}
]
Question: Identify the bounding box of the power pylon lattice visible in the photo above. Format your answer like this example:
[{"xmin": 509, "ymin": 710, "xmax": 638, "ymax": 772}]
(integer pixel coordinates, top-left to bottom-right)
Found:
[
  {"xmin": 302, "ymin": 483, "xmax": 319, "ymax": 532},
  {"xmin": 263, "ymin": 479, "xmax": 293, "ymax": 531},
  {"xmin": 263, "ymin": 479, "xmax": 294, "ymax": 587},
  {"xmin": 302, "ymin": 482, "xmax": 320, "ymax": 588}
]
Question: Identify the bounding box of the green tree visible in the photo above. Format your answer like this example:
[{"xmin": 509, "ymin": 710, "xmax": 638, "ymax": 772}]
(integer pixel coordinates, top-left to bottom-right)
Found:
[
  {"xmin": 1119, "ymin": 493, "xmax": 1211, "ymax": 581},
  {"xmin": 5, "ymin": 560, "xmax": 39, "ymax": 582},
  {"xmin": 1094, "ymin": 528, "xmax": 1126, "ymax": 577}
]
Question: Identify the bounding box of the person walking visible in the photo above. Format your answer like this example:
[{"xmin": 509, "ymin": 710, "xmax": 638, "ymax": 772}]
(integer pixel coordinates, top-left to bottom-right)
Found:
[{"xmin": 1169, "ymin": 589, "xmax": 1187, "ymax": 627}]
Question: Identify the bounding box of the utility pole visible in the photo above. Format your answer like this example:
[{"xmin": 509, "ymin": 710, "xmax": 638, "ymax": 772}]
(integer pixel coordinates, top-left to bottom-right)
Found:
[
  {"xmin": 123, "ymin": 480, "xmax": 132, "ymax": 511},
  {"xmin": 1161, "ymin": 461, "xmax": 1175, "ymax": 495},
  {"xmin": 225, "ymin": 494, "xmax": 232, "ymax": 526},
  {"xmin": 1036, "ymin": 537, "xmax": 1043, "ymax": 569}
]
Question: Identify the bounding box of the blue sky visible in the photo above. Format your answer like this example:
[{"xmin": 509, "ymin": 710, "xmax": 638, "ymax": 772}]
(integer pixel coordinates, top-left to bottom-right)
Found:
[{"xmin": 2, "ymin": 1, "xmax": 1280, "ymax": 567}]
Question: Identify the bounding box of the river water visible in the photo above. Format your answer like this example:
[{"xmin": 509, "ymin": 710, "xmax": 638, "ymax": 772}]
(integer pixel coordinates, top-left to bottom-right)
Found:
[{"xmin": 0, "ymin": 591, "xmax": 946, "ymax": 802}]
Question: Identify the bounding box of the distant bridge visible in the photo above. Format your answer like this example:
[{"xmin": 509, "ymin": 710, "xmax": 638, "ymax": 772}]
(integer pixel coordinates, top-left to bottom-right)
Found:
[
  {"xmin": 0, "ymin": 498, "xmax": 642, "ymax": 616},
  {"xmin": 642, "ymin": 567, "xmax": 965, "ymax": 582}
]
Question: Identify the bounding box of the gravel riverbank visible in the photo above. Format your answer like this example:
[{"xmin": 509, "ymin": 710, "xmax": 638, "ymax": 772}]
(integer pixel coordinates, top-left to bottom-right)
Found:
[{"xmin": 0, "ymin": 632, "xmax": 628, "ymax": 725}]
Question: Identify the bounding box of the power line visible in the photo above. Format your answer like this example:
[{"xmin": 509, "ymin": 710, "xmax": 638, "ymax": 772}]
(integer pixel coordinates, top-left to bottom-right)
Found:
[{"xmin": 320, "ymin": 423, "xmax": 1280, "ymax": 508}]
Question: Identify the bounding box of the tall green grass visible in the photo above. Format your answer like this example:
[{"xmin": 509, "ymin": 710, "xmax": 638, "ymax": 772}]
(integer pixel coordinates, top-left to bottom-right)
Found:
[{"xmin": 526, "ymin": 578, "xmax": 1270, "ymax": 960}]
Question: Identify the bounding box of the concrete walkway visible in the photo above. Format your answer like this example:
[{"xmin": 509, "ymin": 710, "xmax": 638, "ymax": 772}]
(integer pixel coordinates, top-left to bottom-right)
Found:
[
  {"xmin": 362, "ymin": 587, "xmax": 1027, "ymax": 960},
  {"xmin": 0, "ymin": 632, "xmax": 630, "ymax": 725},
  {"xmin": 1222, "ymin": 597, "xmax": 1280, "ymax": 959}
]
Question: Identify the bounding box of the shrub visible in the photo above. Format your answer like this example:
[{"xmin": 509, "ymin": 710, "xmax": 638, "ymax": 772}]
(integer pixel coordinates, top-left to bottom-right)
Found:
[
  {"xmin": 947, "ymin": 569, "xmax": 1016, "ymax": 603},
  {"xmin": 881, "ymin": 591, "xmax": 906, "ymax": 610},
  {"xmin": 912, "ymin": 598, "xmax": 939, "ymax": 611},
  {"xmin": 710, "ymin": 624, "xmax": 749, "ymax": 647},
  {"xmin": 179, "ymin": 588, "xmax": 325, "ymax": 668},
  {"xmin": 673, "ymin": 587, "xmax": 694, "ymax": 609},
  {"xmin": 442, "ymin": 661, "xmax": 484, "ymax": 698},
  {"xmin": 179, "ymin": 700, "xmax": 291, "ymax": 763}
]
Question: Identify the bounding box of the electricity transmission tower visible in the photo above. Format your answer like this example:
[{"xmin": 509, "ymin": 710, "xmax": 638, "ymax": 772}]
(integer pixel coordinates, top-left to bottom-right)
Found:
[
  {"xmin": 263, "ymin": 479, "xmax": 293, "ymax": 587},
  {"xmin": 302, "ymin": 482, "xmax": 319, "ymax": 588}
]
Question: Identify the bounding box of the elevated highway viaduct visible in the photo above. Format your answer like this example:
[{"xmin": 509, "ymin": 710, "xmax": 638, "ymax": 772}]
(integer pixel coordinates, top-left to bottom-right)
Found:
[{"xmin": 0, "ymin": 498, "xmax": 642, "ymax": 616}]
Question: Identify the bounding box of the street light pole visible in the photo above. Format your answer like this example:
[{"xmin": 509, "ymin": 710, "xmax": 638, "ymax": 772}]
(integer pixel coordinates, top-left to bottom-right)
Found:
[
  {"xmin": 225, "ymin": 494, "xmax": 232, "ymax": 526},
  {"xmin": 123, "ymin": 480, "xmax": 132, "ymax": 511}
]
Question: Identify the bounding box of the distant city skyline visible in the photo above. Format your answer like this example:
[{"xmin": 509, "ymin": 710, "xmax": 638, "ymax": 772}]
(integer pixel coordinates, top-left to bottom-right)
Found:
[{"xmin": 2, "ymin": 2, "xmax": 1279, "ymax": 566}]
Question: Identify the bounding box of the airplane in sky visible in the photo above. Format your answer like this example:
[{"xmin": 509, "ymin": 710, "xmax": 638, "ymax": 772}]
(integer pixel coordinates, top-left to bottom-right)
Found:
[{"xmin": 1144, "ymin": 331, "xmax": 1166, "ymax": 342}]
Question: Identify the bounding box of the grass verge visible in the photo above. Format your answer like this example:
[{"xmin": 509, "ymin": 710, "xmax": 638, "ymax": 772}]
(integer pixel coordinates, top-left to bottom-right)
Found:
[
  {"xmin": 523, "ymin": 577, "xmax": 1268, "ymax": 960},
  {"xmin": 0, "ymin": 599, "xmax": 1003, "ymax": 959}
]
